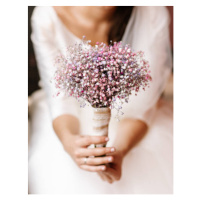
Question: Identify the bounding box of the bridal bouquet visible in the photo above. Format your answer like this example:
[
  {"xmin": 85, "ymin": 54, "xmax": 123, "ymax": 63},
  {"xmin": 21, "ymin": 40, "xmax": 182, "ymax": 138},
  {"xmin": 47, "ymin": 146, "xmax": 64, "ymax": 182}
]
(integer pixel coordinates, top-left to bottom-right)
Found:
[{"xmin": 53, "ymin": 37, "xmax": 152, "ymax": 147}]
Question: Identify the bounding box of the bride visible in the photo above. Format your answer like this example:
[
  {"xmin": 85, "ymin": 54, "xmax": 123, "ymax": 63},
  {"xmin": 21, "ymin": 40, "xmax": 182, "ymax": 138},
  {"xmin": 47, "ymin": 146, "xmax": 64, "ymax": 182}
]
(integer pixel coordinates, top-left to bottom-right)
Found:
[{"xmin": 29, "ymin": 6, "xmax": 173, "ymax": 194}]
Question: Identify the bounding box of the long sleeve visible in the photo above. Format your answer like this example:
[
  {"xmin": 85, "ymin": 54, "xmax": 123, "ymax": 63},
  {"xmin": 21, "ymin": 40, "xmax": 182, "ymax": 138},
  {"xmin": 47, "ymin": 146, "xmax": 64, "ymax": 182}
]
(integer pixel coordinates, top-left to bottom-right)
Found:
[
  {"xmin": 31, "ymin": 7, "xmax": 80, "ymax": 121},
  {"xmin": 121, "ymin": 6, "xmax": 172, "ymax": 125}
]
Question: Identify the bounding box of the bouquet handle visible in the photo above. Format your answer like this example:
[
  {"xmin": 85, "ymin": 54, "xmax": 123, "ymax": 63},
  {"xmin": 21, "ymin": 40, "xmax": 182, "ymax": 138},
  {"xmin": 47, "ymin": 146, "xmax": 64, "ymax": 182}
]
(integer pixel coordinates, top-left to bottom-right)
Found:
[{"xmin": 92, "ymin": 107, "xmax": 111, "ymax": 148}]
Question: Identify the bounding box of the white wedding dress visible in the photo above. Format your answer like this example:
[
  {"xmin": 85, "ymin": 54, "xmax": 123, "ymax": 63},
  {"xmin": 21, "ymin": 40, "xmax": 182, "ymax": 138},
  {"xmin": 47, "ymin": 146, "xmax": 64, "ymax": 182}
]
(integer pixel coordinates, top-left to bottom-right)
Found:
[{"xmin": 28, "ymin": 6, "xmax": 173, "ymax": 194}]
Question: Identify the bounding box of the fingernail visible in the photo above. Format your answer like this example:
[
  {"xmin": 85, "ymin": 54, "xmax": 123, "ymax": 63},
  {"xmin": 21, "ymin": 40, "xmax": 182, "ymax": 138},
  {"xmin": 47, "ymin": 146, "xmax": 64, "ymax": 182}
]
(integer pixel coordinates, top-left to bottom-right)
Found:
[
  {"xmin": 108, "ymin": 157, "xmax": 112, "ymax": 162},
  {"xmin": 110, "ymin": 148, "xmax": 115, "ymax": 152},
  {"xmin": 105, "ymin": 137, "xmax": 109, "ymax": 141},
  {"xmin": 101, "ymin": 166, "xmax": 106, "ymax": 171}
]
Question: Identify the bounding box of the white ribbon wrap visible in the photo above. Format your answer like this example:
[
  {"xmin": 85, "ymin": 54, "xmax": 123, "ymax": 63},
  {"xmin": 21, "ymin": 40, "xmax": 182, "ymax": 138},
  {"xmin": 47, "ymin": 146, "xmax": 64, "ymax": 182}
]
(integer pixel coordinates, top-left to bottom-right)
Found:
[{"xmin": 92, "ymin": 107, "xmax": 111, "ymax": 148}]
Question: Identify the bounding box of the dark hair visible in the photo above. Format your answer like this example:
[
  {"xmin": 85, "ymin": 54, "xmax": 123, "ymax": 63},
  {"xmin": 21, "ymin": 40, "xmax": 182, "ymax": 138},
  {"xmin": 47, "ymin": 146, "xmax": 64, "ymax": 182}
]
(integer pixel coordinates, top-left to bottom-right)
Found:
[{"xmin": 108, "ymin": 6, "xmax": 134, "ymax": 43}]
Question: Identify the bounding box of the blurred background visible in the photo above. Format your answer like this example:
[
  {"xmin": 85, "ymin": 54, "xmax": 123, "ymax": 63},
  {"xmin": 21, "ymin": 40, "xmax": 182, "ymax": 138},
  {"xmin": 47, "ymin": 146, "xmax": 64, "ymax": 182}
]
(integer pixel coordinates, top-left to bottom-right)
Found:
[{"xmin": 28, "ymin": 6, "xmax": 173, "ymax": 100}]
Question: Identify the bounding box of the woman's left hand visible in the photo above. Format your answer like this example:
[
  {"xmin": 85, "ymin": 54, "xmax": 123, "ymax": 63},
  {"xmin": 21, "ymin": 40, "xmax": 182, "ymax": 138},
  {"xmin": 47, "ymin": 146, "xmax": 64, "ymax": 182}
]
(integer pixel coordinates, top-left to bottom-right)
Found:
[{"xmin": 97, "ymin": 150, "xmax": 124, "ymax": 184}]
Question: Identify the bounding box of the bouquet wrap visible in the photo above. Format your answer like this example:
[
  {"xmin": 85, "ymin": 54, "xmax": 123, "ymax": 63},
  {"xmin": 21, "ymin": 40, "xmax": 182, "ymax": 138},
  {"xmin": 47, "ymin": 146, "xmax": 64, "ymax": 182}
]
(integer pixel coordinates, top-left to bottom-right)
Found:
[{"xmin": 92, "ymin": 107, "xmax": 111, "ymax": 148}]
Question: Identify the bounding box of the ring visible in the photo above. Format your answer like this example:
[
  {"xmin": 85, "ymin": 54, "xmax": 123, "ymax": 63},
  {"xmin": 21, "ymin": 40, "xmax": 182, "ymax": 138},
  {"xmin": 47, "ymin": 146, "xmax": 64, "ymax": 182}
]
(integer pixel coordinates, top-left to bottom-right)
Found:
[{"xmin": 84, "ymin": 157, "xmax": 88, "ymax": 165}]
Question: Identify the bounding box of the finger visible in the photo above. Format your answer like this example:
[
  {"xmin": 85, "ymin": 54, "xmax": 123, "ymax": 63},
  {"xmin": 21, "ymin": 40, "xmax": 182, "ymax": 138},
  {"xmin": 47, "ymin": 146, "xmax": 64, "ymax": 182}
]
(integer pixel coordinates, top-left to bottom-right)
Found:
[
  {"xmin": 104, "ymin": 174, "xmax": 114, "ymax": 184},
  {"xmin": 76, "ymin": 135, "xmax": 109, "ymax": 147},
  {"xmin": 104, "ymin": 167, "xmax": 121, "ymax": 181},
  {"xmin": 76, "ymin": 147, "xmax": 115, "ymax": 157},
  {"xmin": 98, "ymin": 172, "xmax": 106, "ymax": 181},
  {"xmin": 79, "ymin": 164, "xmax": 106, "ymax": 172},
  {"xmin": 101, "ymin": 172, "xmax": 114, "ymax": 183},
  {"xmin": 78, "ymin": 156, "xmax": 113, "ymax": 166}
]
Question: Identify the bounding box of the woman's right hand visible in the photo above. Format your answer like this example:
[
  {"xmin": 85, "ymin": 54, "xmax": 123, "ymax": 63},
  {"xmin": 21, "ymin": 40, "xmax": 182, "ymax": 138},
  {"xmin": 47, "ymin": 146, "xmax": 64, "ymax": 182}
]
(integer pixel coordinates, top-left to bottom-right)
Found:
[{"xmin": 63, "ymin": 134, "xmax": 115, "ymax": 172}]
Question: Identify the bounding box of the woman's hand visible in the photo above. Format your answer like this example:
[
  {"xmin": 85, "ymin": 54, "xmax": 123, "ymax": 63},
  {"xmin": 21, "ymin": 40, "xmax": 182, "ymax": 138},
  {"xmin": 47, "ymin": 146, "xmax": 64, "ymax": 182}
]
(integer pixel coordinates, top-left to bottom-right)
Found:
[
  {"xmin": 97, "ymin": 150, "xmax": 124, "ymax": 183},
  {"xmin": 53, "ymin": 115, "xmax": 115, "ymax": 172},
  {"xmin": 63, "ymin": 134, "xmax": 116, "ymax": 172},
  {"xmin": 97, "ymin": 119, "xmax": 148, "ymax": 183}
]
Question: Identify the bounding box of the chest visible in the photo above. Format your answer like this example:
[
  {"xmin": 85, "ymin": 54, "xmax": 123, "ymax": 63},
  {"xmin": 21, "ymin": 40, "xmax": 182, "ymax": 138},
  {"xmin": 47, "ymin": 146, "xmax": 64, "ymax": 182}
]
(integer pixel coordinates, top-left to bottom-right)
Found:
[{"xmin": 55, "ymin": 11, "xmax": 110, "ymax": 46}]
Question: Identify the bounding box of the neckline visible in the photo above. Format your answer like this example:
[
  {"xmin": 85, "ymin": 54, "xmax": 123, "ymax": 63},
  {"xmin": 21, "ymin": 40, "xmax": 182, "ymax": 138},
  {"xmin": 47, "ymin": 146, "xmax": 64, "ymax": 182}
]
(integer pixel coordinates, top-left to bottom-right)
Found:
[
  {"xmin": 50, "ymin": 6, "xmax": 135, "ymax": 45},
  {"xmin": 50, "ymin": 6, "xmax": 82, "ymax": 43}
]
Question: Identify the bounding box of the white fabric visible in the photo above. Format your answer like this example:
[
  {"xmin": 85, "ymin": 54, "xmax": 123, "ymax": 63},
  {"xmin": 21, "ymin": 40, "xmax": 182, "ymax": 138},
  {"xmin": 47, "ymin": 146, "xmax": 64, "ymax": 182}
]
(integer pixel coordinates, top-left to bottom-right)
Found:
[
  {"xmin": 92, "ymin": 107, "xmax": 111, "ymax": 148},
  {"xmin": 29, "ymin": 6, "xmax": 173, "ymax": 194}
]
